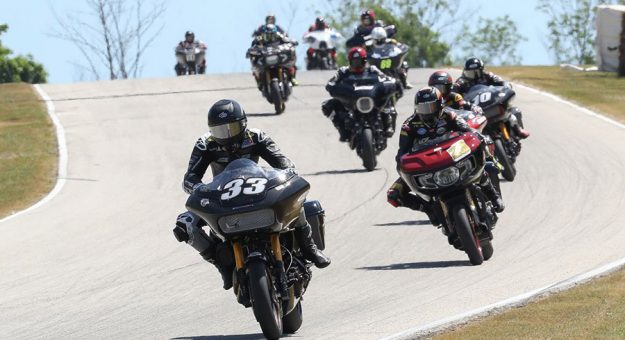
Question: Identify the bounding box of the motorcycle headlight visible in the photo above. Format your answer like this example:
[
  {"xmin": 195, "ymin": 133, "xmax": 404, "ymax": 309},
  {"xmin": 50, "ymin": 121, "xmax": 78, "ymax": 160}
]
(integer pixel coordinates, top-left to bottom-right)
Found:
[
  {"xmin": 433, "ymin": 167, "xmax": 460, "ymax": 187},
  {"xmin": 356, "ymin": 97, "xmax": 374, "ymax": 113},
  {"xmin": 416, "ymin": 173, "xmax": 437, "ymax": 189}
]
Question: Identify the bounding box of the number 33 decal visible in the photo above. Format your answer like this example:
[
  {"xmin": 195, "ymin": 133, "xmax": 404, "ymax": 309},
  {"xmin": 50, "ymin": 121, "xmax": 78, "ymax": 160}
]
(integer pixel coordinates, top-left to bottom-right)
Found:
[{"xmin": 221, "ymin": 178, "xmax": 268, "ymax": 200}]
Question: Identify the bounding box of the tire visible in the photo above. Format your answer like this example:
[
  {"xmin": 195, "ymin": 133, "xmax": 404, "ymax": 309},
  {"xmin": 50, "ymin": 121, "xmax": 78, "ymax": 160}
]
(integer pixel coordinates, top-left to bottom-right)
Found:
[
  {"xmin": 452, "ymin": 205, "xmax": 484, "ymax": 265},
  {"xmin": 494, "ymin": 138, "xmax": 516, "ymax": 182},
  {"xmin": 248, "ymin": 261, "xmax": 282, "ymax": 340},
  {"xmin": 481, "ymin": 240, "xmax": 494, "ymax": 261},
  {"xmin": 360, "ymin": 128, "xmax": 376, "ymax": 171},
  {"xmin": 282, "ymin": 301, "xmax": 303, "ymax": 334},
  {"xmin": 271, "ymin": 81, "xmax": 284, "ymax": 114}
]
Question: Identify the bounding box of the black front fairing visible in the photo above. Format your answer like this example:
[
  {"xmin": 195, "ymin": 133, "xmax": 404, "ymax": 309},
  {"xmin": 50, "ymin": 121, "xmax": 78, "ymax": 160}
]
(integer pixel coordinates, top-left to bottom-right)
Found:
[
  {"xmin": 367, "ymin": 43, "xmax": 408, "ymax": 74},
  {"xmin": 327, "ymin": 73, "xmax": 394, "ymax": 111},
  {"xmin": 185, "ymin": 159, "xmax": 310, "ymax": 239},
  {"xmin": 464, "ymin": 85, "xmax": 515, "ymax": 122}
]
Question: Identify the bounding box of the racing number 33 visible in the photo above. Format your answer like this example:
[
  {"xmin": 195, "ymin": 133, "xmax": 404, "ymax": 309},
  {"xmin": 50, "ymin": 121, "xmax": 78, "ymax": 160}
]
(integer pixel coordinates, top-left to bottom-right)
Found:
[{"xmin": 221, "ymin": 178, "xmax": 268, "ymax": 200}]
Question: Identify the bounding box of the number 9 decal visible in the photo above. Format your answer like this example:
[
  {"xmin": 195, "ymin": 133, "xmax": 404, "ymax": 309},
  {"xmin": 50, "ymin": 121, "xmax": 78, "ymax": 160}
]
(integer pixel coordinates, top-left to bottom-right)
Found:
[{"xmin": 221, "ymin": 178, "xmax": 268, "ymax": 200}]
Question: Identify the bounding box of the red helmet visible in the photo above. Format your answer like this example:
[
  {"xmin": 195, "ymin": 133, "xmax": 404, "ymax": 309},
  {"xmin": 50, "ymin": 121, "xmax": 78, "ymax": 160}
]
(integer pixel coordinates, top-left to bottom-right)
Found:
[
  {"xmin": 360, "ymin": 9, "xmax": 375, "ymax": 26},
  {"xmin": 348, "ymin": 47, "xmax": 367, "ymax": 74},
  {"xmin": 428, "ymin": 70, "xmax": 453, "ymax": 96}
]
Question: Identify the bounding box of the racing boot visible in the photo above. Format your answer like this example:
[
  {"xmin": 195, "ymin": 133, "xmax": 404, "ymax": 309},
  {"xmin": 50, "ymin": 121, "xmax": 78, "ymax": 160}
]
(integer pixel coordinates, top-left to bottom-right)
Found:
[
  {"xmin": 294, "ymin": 222, "xmax": 331, "ymax": 268},
  {"xmin": 513, "ymin": 125, "xmax": 530, "ymax": 139},
  {"xmin": 510, "ymin": 108, "xmax": 529, "ymax": 139},
  {"xmin": 387, "ymin": 182, "xmax": 440, "ymax": 226},
  {"xmin": 480, "ymin": 175, "xmax": 505, "ymax": 213},
  {"xmin": 289, "ymin": 66, "xmax": 299, "ymax": 86},
  {"xmin": 382, "ymin": 112, "xmax": 395, "ymax": 137},
  {"xmin": 200, "ymin": 248, "xmax": 233, "ymax": 290}
]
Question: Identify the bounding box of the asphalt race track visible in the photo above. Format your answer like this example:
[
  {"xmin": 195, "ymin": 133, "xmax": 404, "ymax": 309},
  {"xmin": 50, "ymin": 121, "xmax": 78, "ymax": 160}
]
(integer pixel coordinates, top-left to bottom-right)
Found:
[{"xmin": 2, "ymin": 70, "xmax": 625, "ymax": 339}]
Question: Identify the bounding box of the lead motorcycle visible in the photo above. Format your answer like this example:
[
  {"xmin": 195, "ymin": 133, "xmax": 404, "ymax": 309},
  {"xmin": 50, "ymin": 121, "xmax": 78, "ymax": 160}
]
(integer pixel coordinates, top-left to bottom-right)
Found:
[
  {"xmin": 175, "ymin": 43, "xmax": 207, "ymax": 75},
  {"xmin": 186, "ymin": 159, "xmax": 326, "ymax": 339},
  {"xmin": 463, "ymin": 84, "xmax": 523, "ymax": 181},
  {"xmin": 247, "ymin": 43, "xmax": 296, "ymax": 114},
  {"xmin": 302, "ymin": 29, "xmax": 342, "ymax": 70},
  {"xmin": 326, "ymin": 72, "xmax": 400, "ymax": 171},
  {"xmin": 398, "ymin": 111, "xmax": 499, "ymax": 265}
]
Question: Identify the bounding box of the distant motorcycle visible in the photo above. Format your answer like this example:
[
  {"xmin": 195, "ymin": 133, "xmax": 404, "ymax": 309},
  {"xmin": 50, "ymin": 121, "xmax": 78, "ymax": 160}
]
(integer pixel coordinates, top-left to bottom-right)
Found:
[
  {"xmin": 247, "ymin": 43, "xmax": 296, "ymax": 114},
  {"xmin": 367, "ymin": 41, "xmax": 410, "ymax": 91},
  {"xmin": 175, "ymin": 43, "xmax": 207, "ymax": 75},
  {"xmin": 302, "ymin": 29, "xmax": 342, "ymax": 70},
  {"xmin": 398, "ymin": 113, "xmax": 499, "ymax": 265},
  {"xmin": 326, "ymin": 72, "xmax": 400, "ymax": 171},
  {"xmin": 186, "ymin": 159, "xmax": 326, "ymax": 340},
  {"xmin": 464, "ymin": 84, "xmax": 522, "ymax": 181}
]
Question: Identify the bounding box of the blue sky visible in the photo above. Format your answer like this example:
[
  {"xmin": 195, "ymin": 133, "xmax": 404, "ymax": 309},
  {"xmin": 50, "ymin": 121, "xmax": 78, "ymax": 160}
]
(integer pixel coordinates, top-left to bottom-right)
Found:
[{"xmin": 0, "ymin": 0, "xmax": 551, "ymax": 83}]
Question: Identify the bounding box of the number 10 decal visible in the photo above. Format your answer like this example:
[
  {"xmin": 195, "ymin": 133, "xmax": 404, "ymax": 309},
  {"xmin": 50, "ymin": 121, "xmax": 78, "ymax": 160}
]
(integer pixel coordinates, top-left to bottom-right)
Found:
[
  {"xmin": 472, "ymin": 92, "xmax": 492, "ymax": 105},
  {"xmin": 221, "ymin": 178, "xmax": 268, "ymax": 200}
]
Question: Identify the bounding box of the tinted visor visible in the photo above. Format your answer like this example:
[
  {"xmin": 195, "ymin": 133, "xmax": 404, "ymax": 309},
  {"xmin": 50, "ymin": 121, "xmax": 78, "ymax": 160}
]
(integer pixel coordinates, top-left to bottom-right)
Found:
[
  {"xmin": 463, "ymin": 69, "xmax": 481, "ymax": 80},
  {"xmin": 432, "ymin": 84, "xmax": 450, "ymax": 95},
  {"xmin": 415, "ymin": 101, "xmax": 440, "ymax": 115},
  {"xmin": 209, "ymin": 120, "xmax": 246, "ymax": 141},
  {"xmin": 350, "ymin": 57, "xmax": 365, "ymax": 69}
]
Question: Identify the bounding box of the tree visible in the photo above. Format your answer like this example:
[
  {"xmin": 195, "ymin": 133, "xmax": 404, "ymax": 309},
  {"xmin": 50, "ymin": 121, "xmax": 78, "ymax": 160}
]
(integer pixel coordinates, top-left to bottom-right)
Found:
[
  {"xmin": 320, "ymin": 0, "xmax": 462, "ymax": 67},
  {"xmin": 458, "ymin": 15, "xmax": 526, "ymax": 65},
  {"xmin": 0, "ymin": 24, "xmax": 48, "ymax": 83},
  {"xmin": 51, "ymin": 0, "xmax": 166, "ymax": 80},
  {"xmin": 538, "ymin": 0, "xmax": 625, "ymax": 65}
]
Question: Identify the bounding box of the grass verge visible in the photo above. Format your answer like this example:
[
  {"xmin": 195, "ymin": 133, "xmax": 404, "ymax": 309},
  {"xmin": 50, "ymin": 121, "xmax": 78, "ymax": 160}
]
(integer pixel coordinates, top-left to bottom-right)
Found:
[
  {"xmin": 493, "ymin": 66, "xmax": 625, "ymax": 122},
  {"xmin": 0, "ymin": 83, "xmax": 57, "ymax": 219},
  {"xmin": 433, "ymin": 66, "xmax": 625, "ymax": 339}
]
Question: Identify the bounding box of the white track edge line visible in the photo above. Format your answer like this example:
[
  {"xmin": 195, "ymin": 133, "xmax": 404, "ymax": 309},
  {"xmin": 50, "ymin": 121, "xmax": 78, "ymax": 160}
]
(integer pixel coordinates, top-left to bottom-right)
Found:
[
  {"xmin": 0, "ymin": 85, "xmax": 68, "ymax": 224},
  {"xmin": 381, "ymin": 83, "xmax": 625, "ymax": 340}
]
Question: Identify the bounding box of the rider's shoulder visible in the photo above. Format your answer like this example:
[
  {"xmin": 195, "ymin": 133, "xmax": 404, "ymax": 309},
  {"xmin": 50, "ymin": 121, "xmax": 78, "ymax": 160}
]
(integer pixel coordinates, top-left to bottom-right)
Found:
[
  {"xmin": 195, "ymin": 132, "xmax": 216, "ymax": 151},
  {"xmin": 248, "ymin": 128, "xmax": 268, "ymax": 142}
]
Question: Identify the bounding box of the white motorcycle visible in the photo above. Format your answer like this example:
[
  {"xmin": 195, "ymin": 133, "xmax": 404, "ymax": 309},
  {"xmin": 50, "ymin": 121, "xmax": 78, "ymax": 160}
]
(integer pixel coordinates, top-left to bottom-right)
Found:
[{"xmin": 302, "ymin": 29, "xmax": 342, "ymax": 70}]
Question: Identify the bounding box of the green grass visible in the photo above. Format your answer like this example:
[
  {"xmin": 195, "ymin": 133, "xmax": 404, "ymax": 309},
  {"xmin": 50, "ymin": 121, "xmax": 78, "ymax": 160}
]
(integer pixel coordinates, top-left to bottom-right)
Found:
[
  {"xmin": 493, "ymin": 66, "xmax": 625, "ymax": 122},
  {"xmin": 0, "ymin": 83, "xmax": 57, "ymax": 218},
  {"xmin": 433, "ymin": 66, "xmax": 625, "ymax": 339}
]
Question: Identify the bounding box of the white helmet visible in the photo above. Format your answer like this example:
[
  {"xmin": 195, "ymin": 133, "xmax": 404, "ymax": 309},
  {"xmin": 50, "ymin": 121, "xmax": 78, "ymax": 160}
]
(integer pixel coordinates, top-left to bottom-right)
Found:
[{"xmin": 371, "ymin": 26, "xmax": 387, "ymax": 46}]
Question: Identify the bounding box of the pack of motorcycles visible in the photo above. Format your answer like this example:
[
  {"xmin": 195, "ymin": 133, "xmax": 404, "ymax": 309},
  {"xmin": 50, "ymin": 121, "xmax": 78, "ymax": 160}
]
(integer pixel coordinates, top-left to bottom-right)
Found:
[{"xmin": 178, "ymin": 24, "xmax": 526, "ymax": 340}]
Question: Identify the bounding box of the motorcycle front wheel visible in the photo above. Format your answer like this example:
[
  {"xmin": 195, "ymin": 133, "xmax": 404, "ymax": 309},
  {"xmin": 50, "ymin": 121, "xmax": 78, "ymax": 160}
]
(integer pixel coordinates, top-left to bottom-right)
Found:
[
  {"xmin": 271, "ymin": 80, "xmax": 285, "ymax": 114},
  {"xmin": 452, "ymin": 204, "xmax": 484, "ymax": 265},
  {"xmin": 494, "ymin": 138, "xmax": 516, "ymax": 182},
  {"xmin": 248, "ymin": 261, "xmax": 283, "ymax": 339},
  {"xmin": 360, "ymin": 128, "xmax": 376, "ymax": 171}
]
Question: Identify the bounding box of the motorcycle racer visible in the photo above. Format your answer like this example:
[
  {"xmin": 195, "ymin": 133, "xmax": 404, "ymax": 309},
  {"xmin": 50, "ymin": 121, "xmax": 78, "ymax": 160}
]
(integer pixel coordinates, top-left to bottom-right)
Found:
[
  {"xmin": 428, "ymin": 70, "xmax": 483, "ymax": 114},
  {"xmin": 249, "ymin": 24, "xmax": 299, "ymax": 86},
  {"xmin": 175, "ymin": 31, "xmax": 207, "ymax": 75}
]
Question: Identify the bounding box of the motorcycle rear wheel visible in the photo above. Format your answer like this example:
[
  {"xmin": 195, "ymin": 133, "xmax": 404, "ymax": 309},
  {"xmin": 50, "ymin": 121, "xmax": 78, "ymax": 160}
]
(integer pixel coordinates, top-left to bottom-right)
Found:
[
  {"xmin": 494, "ymin": 138, "xmax": 516, "ymax": 182},
  {"xmin": 282, "ymin": 301, "xmax": 303, "ymax": 334},
  {"xmin": 360, "ymin": 128, "xmax": 376, "ymax": 171},
  {"xmin": 248, "ymin": 261, "xmax": 283, "ymax": 339},
  {"xmin": 271, "ymin": 81, "xmax": 285, "ymax": 114},
  {"xmin": 452, "ymin": 205, "xmax": 484, "ymax": 265}
]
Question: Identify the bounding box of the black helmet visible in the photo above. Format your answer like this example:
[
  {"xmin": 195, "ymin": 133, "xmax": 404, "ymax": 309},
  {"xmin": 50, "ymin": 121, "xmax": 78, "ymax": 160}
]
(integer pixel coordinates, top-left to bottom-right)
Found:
[
  {"xmin": 185, "ymin": 30, "xmax": 195, "ymax": 42},
  {"xmin": 360, "ymin": 9, "xmax": 375, "ymax": 26},
  {"xmin": 207, "ymin": 99, "xmax": 247, "ymax": 148},
  {"xmin": 428, "ymin": 70, "xmax": 453, "ymax": 96},
  {"xmin": 315, "ymin": 17, "xmax": 326, "ymax": 29},
  {"xmin": 265, "ymin": 14, "xmax": 276, "ymax": 25},
  {"xmin": 463, "ymin": 57, "xmax": 484, "ymax": 80},
  {"xmin": 414, "ymin": 87, "xmax": 443, "ymax": 126}
]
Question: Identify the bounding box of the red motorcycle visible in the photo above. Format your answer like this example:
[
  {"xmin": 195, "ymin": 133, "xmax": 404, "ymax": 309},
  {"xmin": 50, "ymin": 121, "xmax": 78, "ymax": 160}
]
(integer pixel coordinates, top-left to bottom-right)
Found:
[{"xmin": 398, "ymin": 111, "xmax": 499, "ymax": 265}]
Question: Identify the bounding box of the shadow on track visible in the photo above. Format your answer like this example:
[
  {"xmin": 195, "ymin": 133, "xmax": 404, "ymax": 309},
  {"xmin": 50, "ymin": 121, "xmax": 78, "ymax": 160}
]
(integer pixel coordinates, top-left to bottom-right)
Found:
[
  {"xmin": 171, "ymin": 334, "xmax": 264, "ymax": 340},
  {"xmin": 302, "ymin": 168, "xmax": 372, "ymax": 176},
  {"xmin": 246, "ymin": 112, "xmax": 278, "ymax": 117},
  {"xmin": 357, "ymin": 260, "xmax": 469, "ymax": 271},
  {"xmin": 374, "ymin": 220, "xmax": 431, "ymax": 227}
]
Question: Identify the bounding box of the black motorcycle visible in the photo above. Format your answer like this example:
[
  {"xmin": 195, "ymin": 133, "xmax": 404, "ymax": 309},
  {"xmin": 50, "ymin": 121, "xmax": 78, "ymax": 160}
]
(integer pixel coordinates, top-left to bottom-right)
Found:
[
  {"xmin": 247, "ymin": 44, "xmax": 296, "ymax": 114},
  {"xmin": 326, "ymin": 73, "xmax": 399, "ymax": 171},
  {"xmin": 367, "ymin": 42, "xmax": 410, "ymax": 90},
  {"xmin": 464, "ymin": 84, "xmax": 522, "ymax": 181},
  {"xmin": 186, "ymin": 159, "xmax": 326, "ymax": 339}
]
